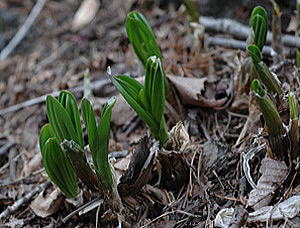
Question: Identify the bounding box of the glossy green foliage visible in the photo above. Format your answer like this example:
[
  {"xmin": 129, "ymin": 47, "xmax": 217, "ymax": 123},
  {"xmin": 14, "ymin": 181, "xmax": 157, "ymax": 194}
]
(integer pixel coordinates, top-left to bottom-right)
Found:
[
  {"xmin": 40, "ymin": 91, "xmax": 116, "ymax": 197},
  {"xmin": 126, "ymin": 11, "xmax": 162, "ymax": 67},
  {"xmin": 250, "ymin": 6, "xmax": 268, "ymax": 50},
  {"xmin": 40, "ymin": 124, "xmax": 78, "ymax": 198},
  {"xmin": 46, "ymin": 91, "xmax": 83, "ymax": 148},
  {"xmin": 112, "ymin": 56, "xmax": 169, "ymax": 146},
  {"xmin": 247, "ymin": 45, "xmax": 282, "ymax": 95},
  {"xmin": 82, "ymin": 97, "xmax": 116, "ymax": 187}
]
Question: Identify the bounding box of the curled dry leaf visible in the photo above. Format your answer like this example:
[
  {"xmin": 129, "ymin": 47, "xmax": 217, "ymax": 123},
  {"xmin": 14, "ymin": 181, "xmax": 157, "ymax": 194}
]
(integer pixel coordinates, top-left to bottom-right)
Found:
[
  {"xmin": 30, "ymin": 188, "xmax": 63, "ymax": 218},
  {"xmin": 167, "ymin": 121, "xmax": 189, "ymax": 151},
  {"xmin": 71, "ymin": 0, "xmax": 100, "ymax": 31},
  {"xmin": 118, "ymin": 136, "xmax": 157, "ymax": 196},
  {"xmin": 215, "ymin": 195, "xmax": 300, "ymax": 227},
  {"xmin": 247, "ymin": 157, "xmax": 289, "ymax": 209},
  {"xmin": 167, "ymin": 75, "xmax": 231, "ymax": 109}
]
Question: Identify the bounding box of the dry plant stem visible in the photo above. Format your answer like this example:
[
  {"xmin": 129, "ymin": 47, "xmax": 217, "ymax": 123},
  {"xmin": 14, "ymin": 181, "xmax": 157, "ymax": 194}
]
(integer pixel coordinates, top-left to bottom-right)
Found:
[
  {"xmin": 0, "ymin": 79, "xmax": 110, "ymax": 116},
  {"xmin": 0, "ymin": 0, "xmax": 48, "ymax": 60},
  {"xmin": 200, "ymin": 16, "xmax": 300, "ymax": 48},
  {"xmin": 271, "ymin": 0, "xmax": 283, "ymax": 58},
  {"xmin": 0, "ymin": 181, "xmax": 51, "ymax": 221},
  {"xmin": 61, "ymin": 140, "xmax": 100, "ymax": 192}
]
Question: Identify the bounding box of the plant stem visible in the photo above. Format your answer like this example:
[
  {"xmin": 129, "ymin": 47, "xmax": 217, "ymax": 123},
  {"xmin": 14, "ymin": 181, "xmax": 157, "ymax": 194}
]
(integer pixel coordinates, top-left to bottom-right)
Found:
[
  {"xmin": 252, "ymin": 80, "xmax": 288, "ymax": 161},
  {"xmin": 289, "ymin": 92, "xmax": 299, "ymax": 161},
  {"xmin": 270, "ymin": 0, "xmax": 283, "ymax": 57},
  {"xmin": 180, "ymin": 0, "xmax": 200, "ymax": 22}
]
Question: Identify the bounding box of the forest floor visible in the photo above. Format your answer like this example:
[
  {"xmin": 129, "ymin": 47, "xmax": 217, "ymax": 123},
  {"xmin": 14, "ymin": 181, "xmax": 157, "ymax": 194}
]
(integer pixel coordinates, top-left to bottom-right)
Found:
[{"xmin": 0, "ymin": 0, "xmax": 300, "ymax": 227}]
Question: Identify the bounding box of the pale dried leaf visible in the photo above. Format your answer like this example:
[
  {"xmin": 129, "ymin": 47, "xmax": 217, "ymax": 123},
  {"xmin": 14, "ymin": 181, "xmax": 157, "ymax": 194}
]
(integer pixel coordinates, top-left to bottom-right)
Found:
[
  {"xmin": 247, "ymin": 157, "xmax": 289, "ymax": 209},
  {"xmin": 215, "ymin": 208, "xmax": 234, "ymax": 228},
  {"xmin": 30, "ymin": 188, "xmax": 63, "ymax": 218},
  {"xmin": 71, "ymin": 0, "xmax": 100, "ymax": 31},
  {"xmin": 248, "ymin": 195, "xmax": 300, "ymax": 222},
  {"xmin": 167, "ymin": 121, "xmax": 189, "ymax": 151},
  {"xmin": 215, "ymin": 195, "xmax": 300, "ymax": 226},
  {"xmin": 286, "ymin": 15, "xmax": 298, "ymax": 33}
]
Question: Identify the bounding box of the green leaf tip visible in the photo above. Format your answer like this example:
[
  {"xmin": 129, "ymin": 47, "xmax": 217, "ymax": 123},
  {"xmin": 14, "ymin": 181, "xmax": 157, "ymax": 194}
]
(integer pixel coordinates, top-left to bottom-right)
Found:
[
  {"xmin": 42, "ymin": 137, "xmax": 78, "ymax": 198},
  {"xmin": 247, "ymin": 45, "xmax": 261, "ymax": 64},
  {"xmin": 250, "ymin": 6, "xmax": 268, "ymax": 50},
  {"xmin": 251, "ymin": 79, "xmax": 266, "ymax": 97},
  {"xmin": 288, "ymin": 91, "xmax": 299, "ymax": 120},
  {"xmin": 112, "ymin": 56, "xmax": 169, "ymax": 147},
  {"xmin": 125, "ymin": 11, "xmax": 162, "ymax": 67}
]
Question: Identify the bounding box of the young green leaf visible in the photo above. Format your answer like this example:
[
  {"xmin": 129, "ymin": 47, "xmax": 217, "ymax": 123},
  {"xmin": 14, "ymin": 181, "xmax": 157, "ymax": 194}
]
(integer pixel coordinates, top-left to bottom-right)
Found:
[
  {"xmin": 247, "ymin": 44, "xmax": 261, "ymax": 64},
  {"xmin": 112, "ymin": 75, "xmax": 157, "ymax": 132},
  {"xmin": 126, "ymin": 11, "xmax": 162, "ymax": 66},
  {"xmin": 145, "ymin": 56, "xmax": 165, "ymax": 124},
  {"xmin": 43, "ymin": 138, "xmax": 78, "ymax": 198},
  {"xmin": 248, "ymin": 45, "xmax": 282, "ymax": 95},
  {"xmin": 250, "ymin": 6, "xmax": 268, "ymax": 50},
  {"xmin": 93, "ymin": 96, "xmax": 116, "ymax": 188},
  {"xmin": 40, "ymin": 124, "xmax": 55, "ymax": 157},
  {"xmin": 81, "ymin": 98, "xmax": 97, "ymax": 154},
  {"xmin": 58, "ymin": 91, "xmax": 84, "ymax": 149},
  {"xmin": 46, "ymin": 95, "xmax": 79, "ymax": 144}
]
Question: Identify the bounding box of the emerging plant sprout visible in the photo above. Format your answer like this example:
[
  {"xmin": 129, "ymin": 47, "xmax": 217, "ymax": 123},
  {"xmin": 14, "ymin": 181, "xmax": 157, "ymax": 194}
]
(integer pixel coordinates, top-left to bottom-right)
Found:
[
  {"xmin": 40, "ymin": 91, "xmax": 117, "ymax": 197},
  {"xmin": 288, "ymin": 91, "xmax": 299, "ymax": 160},
  {"xmin": 247, "ymin": 45, "xmax": 282, "ymax": 95},
  {"xmin": 126, "ymin": 11, "xmax": 162, "ymax": 67},
  {"xmin": 112, "ymin": 56, "xmax": 169, "ymax": 147},
  {"xmin": 249, "ymin": 6, "xmax": 268, "ymax": 51},
  {"xmin": 251, "ymin": 79, "xmax": 288, "ymax": 161}
]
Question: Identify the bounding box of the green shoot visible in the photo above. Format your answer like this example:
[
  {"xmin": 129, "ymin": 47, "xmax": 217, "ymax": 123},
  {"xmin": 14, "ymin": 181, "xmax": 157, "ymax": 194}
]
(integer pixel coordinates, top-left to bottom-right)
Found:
[
  {"xmin": 125, "ymin": 12, "xmax": 162, "ymax": 67},
  {"xmin": 247, "ymin": 45, "xmax": 282, "ymax": 95},
  {"xmin": 288, "ymin": 91, "xmax": 299, "ymax": 160},
  {"xmin": 252, "ymin": 79, "xmax": 287, "ymax": 161},
  {"xmin": 249, "ymin": 6, "xmax": 268, "ymax": 51},
  {"xmin": 40, "ymin": 124, "xmax": 78, "ymax": 198},
  {"xmin": 40, "ymin": 91, "xmax": 116, "ymax": 197},
  {"xmin": 180, "ymin": 0, "xmax": 200, "ymax": 22},
  {"xmin": 112, "ymin": 56, "xmax": 169, "ymax": 147}
]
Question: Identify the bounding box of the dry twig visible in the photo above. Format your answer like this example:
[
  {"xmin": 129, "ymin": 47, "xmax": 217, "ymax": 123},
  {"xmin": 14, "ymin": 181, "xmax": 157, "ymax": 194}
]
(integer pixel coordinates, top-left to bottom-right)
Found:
[
  {"xmin": 0, "ymin": 181, "xmax": 50, "ymax": 221},
  {"xmin": 0, "ymin": 0, "xmax": 48, "ymax": 60},
  {"xmin": 201, "ymin": 16, "xmax": 300, "ymax": 48},
  {"xmin": 0, "ymin": 79, "xmax": 111, "ymax": 116}
]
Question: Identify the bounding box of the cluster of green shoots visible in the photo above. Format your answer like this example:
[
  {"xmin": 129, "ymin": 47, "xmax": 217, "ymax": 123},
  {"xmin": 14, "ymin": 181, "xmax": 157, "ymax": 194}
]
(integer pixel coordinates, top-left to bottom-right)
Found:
[
  {"xmin": 112, "ymin": 11, "xmax": 169, "ymax": 147},
  {"xmin": 40, "ymin": 91, "xmax": 116, "ymax": 198},
  {"xmin": 248, "ymin": 6, "xmax": 299, "ymax": 162},
  {"xmin": 40, "ymin": 12, "xmax": 170, "ymax": 199}
]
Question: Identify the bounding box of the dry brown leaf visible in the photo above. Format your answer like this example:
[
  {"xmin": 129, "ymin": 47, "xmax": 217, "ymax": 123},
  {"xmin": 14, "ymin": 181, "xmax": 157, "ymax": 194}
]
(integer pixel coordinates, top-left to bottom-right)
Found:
[
  {"xmin": 247, "ymin": 157, "xmax": 289, "ymax": 209},
  {"xmin": 71, "ymin": 0, "xmax": 100, "ymax": 31},
  {"xmin": 118, "ymin": 136, "xmax": 157, "ymax": 196},
  {"xmin": 30, "ymin": 188, "xmax": 63, "ymax": 218},
  {"xmin": 167, "ymin": 75, "xmax": 231, "ymax": 109}
]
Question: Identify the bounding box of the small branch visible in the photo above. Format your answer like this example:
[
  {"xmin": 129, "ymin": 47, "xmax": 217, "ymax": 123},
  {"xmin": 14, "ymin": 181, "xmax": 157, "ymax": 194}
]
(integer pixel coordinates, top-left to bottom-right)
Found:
[
  {"xmin": 201, "ymin": 16, "xmax": 300, "ymax": 48},
  {"xmin": 0, "ymin": 79, "xmax": 111, "ymax": 116},
  {"xmin": 206, "ymin": 36, "xmax": 274, "ymax": 56},
  {"xmin": 0, "ymin": 0, "xmax": 48, "ymax": 60},
  {"xmin": 0, "ymin": 181, "xmax": 50, "ymax": 221}
]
